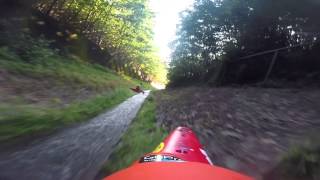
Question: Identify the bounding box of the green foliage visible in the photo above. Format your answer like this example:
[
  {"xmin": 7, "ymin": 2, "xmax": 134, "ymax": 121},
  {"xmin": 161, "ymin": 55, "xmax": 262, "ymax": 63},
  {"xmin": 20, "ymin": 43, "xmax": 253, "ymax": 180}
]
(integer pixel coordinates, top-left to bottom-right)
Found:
[
  {"xmin": 31, "ymin": 0, "xmax": 167, "ymax": 84},
  {"xmin": 169, "ymin": 0, "xmax": 320, "ymax": 86},
  {"xmin": 266, "ymin": 135, "xmax": 320, "ymax": 180},
  {"xmin": 101, "ymin": 93, "xmax": 167, "ymax": 175},
  {"xmin": 0, "ymin": 47, "xmax": 136, "ymax": 90},
  {"xmin": 2, "ymin": 33, "xmax": 56, "ymax": 62},
  {"xmin": 282, "ymin": 146, "xmax": 320, "ymax": 178}
]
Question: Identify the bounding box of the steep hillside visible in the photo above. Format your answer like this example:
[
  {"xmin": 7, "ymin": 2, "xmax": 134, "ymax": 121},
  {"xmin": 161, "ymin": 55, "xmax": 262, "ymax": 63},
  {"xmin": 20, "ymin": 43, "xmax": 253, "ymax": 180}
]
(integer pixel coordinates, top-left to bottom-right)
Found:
[
  {"xmin": 0, "ymin": 47, "xmax": 150, "ymax": 143},
  {"xmin": 155, "ymin": 87, "xmax": 320, "ymax": 179}
]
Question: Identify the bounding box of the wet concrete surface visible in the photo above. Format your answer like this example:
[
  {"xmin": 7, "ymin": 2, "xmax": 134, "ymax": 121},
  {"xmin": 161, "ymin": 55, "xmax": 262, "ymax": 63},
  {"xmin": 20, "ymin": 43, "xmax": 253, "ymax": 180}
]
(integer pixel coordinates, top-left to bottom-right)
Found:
[{"xmin": 0, "ymin": 91, "xmax": 149, "ymax": 180}]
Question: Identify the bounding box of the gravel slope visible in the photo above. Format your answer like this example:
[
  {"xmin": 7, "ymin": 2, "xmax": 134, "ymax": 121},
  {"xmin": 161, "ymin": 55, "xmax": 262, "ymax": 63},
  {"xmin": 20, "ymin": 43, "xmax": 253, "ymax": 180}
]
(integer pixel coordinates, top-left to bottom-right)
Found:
[{"xmin": 156, "ymin": 87, "xmax": 320, "ymax": 179}]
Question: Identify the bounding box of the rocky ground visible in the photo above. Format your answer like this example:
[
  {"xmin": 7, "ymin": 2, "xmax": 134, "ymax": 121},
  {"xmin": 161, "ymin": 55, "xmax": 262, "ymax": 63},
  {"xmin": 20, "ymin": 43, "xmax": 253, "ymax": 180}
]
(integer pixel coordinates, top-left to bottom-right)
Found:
[{"xmin": 155, "ymin": 87, "xmax": 320, "ymax": 179}]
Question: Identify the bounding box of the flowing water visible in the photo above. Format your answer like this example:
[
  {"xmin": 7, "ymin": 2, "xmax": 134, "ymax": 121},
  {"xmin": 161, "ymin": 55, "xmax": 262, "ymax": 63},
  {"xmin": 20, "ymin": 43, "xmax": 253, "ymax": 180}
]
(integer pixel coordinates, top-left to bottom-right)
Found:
[{"xmin": 0, "ymin": 91, "xmax": 149, "ymax": 180}]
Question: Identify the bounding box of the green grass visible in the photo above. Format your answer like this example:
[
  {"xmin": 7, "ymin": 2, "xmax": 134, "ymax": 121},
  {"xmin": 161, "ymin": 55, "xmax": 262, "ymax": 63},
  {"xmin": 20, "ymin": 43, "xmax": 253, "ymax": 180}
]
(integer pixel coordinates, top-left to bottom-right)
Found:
[
  {"xmin": 0, "ymin": 89, "xmax": 133, "ymax": 141},
  {"xmin": 101, "ymin": 93, "xmax": 167, "ymax": 175},
  {"xmin": 0, "ymin": 48, "xmax": 132, "ymax": 90},
  {"xmin": 0, "ymin": 47, "xmax": 153, "ymax": 91},
  {"xmin": 0, "ymin": 47, "xmax": 152, "ymax": 142},
  {"xmin": 264, "ymin": 134, "xmax": 320, "ymax": 180},
  {"xmin": 280, "ymin": 136, "xmax": 320, "ymax": 180}
]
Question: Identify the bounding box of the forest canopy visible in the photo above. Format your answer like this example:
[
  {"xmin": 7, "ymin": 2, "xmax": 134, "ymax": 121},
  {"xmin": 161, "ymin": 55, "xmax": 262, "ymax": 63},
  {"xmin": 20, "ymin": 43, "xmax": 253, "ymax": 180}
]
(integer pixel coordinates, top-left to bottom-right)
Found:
[{"xmin": 169, "ymin": 0, "xmax": 320, "ymax": 86}]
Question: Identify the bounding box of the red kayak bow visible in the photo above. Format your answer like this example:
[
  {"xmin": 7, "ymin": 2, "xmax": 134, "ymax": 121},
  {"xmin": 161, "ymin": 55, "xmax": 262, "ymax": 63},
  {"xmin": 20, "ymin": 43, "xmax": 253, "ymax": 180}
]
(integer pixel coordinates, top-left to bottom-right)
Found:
[{"xmin": 104, "ymin": 127, "xmax": 253, "ymax": 180}]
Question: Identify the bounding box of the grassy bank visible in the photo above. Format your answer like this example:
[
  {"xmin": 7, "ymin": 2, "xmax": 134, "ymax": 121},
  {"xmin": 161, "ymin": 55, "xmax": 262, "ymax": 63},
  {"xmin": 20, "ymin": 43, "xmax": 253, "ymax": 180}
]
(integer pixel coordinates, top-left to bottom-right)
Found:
[
  {"xmin": 0, "ymin": 47, "xmax": 151, "ymax": 142},
  {"xmin": 0, "ymin": 47, "xmax": 151, "ymax": 90},
  {"xmin": 101, "ymin": 93, "xmax": 167, "ymax": 175},
  {"xmin": 0, "ymin": 89, "xmax": 132, "ymax": 141},
  {"xmin": 264, "ymin": 134, "xmax": 320, "ymax": 180}
]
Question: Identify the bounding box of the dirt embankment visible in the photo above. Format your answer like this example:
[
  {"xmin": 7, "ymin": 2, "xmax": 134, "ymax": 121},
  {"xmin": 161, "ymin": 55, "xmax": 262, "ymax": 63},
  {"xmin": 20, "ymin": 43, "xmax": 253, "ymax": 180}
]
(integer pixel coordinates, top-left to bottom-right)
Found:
[{"xmin": 155, "ymin": 87, "xmax": 320, "ymax": 179}]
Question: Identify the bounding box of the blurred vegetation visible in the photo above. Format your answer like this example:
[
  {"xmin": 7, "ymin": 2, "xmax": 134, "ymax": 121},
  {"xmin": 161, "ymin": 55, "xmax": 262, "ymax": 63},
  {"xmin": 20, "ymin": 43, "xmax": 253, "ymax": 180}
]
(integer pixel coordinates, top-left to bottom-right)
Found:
[
  {"xmin": 265, "ymin": 135, "xmax": 320, "ymax": 180},
  {"xmin": 0, "ymin": 89, "xmax": 132, "ymax": 141},
  {"xmin": 0, "ymin": 46, "xmax": 152, "ymax": 90},
  {"xmin": 0, "ymin": 0, "xmax": 167, "ymax": 84},
  {"xmin": 0, "ymin": 41, "xmax": 156, "ymax": 142},
  {"xmin": 283, "ymin": 147, "xmax": 320, "ymax": 179},
  {"xmin": 100, "ymin": 93, "xmax": 168, "ymax": 176},
  {"xmin": 0, "ymin": 0, "xmax": 160, "ymax": 143}
]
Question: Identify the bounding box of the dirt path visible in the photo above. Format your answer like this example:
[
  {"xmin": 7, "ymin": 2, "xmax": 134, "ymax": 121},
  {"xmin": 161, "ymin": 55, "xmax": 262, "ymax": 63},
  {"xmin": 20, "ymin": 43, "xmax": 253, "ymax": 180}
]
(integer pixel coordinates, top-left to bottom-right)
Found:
[
  {"xmin": 0, "ymin": 91, "xmax": 149, "ymax": 180},
  {"xmin": 156, "ymin": 87, "xmax": 320, "ymax": 179}
]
